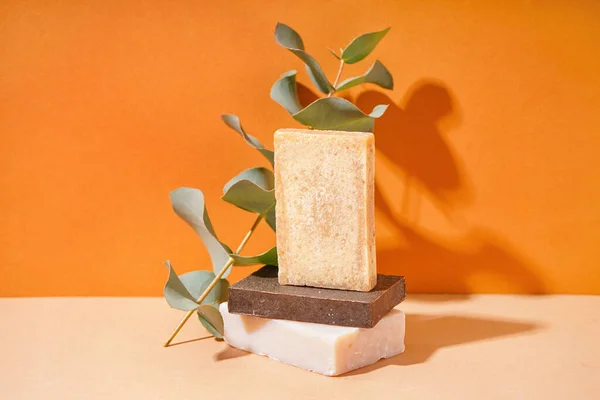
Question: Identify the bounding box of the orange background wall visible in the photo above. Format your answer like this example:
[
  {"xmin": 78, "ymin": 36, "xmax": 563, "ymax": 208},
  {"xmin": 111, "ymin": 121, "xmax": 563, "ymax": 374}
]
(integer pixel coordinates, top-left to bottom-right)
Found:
[{"xmin": 2, "ymin": 0, "xmax": 600, "ymax": 296}]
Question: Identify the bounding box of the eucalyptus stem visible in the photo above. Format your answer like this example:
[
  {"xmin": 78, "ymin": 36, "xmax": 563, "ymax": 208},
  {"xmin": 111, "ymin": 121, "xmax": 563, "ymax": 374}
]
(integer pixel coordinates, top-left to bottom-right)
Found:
[
  {"xmin": 234, "ymin": 213, "xmax": 264, "ymax": 253},
  {"xmin": 164, "ymin": 213, "xmax": 265, "ymax": 347},
  {"xmin": 328, "ymin": 58, "xmax": 345, "ymax": 97}
]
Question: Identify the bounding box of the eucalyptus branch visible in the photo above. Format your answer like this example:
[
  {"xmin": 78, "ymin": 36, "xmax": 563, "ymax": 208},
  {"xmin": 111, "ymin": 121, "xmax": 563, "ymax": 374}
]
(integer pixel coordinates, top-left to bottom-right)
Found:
[
  {"xmin": 272, "ymin": 24, "xmax": 392, "ymax": 131},
  {"xmin": 163, "ymin": 258, "xmax": 233, "ymax": 347},
  {"xmin": 328, "ymin": 59, "xmax": 345, "ymax": 97},
  {"xmin": 234, "ymin": 213, "xmax": 264, "ymax": 254},
  {"xmin": 164, "ymin": 213, "xmax": 264, "ymax": 347},
  {"xmin": 163, "ymin": 23, "xmax": 394, "ymax": 348}
]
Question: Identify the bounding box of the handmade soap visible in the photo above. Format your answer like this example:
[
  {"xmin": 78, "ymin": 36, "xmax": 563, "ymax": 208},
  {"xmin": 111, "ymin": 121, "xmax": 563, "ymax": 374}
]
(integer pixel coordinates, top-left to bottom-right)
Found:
[
  {"xmin": 274, "ymin": 129, "xmax": 376, "ymax": 291},
  {"xmin": 228, "ymin": 265, "xmax": 405, "ymax": 328},
  {"xmin": 220, "ymin": 302, "xmax": 405, "ymax": 376}
]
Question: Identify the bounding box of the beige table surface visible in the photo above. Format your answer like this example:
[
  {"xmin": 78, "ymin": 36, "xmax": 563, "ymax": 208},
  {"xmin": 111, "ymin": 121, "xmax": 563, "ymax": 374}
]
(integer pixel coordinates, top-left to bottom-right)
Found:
[{"xmin": 1, "ymin": 295, "xmax": 599, "ymax": 399}]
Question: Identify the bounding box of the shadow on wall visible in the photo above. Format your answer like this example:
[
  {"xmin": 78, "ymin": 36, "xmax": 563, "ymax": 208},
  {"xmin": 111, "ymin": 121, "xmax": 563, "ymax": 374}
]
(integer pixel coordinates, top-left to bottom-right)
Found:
[
  {"xmin": 358, "ymin": 81, "xmax": 470, "ymax": 221},
  {"xmin": 295, "ymin": 79, "xmax": 545, "ymax": 295},
  {"xmin": 353, "ymin": 79, "xmax": 546, "ymax": 295},
  {"xmin": 297, "ymin": 82, "xmax": 319, "ymax": 107}
]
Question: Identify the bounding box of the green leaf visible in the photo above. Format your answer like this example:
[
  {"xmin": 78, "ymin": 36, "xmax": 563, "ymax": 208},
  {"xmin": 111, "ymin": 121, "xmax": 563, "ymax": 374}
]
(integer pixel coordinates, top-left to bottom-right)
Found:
[
  {"xmin": 223, "ymin": 180, "xmax": 274, "ymax": 214},
  {"xmin": 197, "ymin": 304, "xmax": 224, "ymax": 339},
  {"xmin": 305, "ymin": 66, "xmax": 329, "ymax": 95},
  {"xmin": 370, "ymin": 104, "xmax": 389, "ymax": 118},
  {"xmin": 163, "ymin": 261, "xmax": 199, "ymax": 311},
  {"xmin": 179, "ymin": 270, "xmax": 229, "ymax": 306},
  {"xmin": 231, "ymin": 246, "xmax": 278, "ymax": 266},
  {"xmin": 221, "ymin": 114, "xmax": 274, "ymax": 166},
  {"xmin": 264, "ymin": 206, "xmax": 276, "ymax": 231},
  {"xmin": 341, "ymin": 27, "xmax": 390, "ymax": 64},
  {"xmin": 335, "ymin": 60, "xmax": 393, "ymax": 91},
  {"xmin": 205, "ymin": 279, "xmax": 229, "ymax": 306},
  {"xmin": 292, "ymin": 97, "xmax": 388, "ymax": 132},
  {"xmin": 270, "ymin": 70, "xmax": 302, "ymax": 115},
  {"xmin": 223, "ymin": 167, "xmax": 274, "ymax": 193},
  {"xmin": 222, "ymin": 167, "xmax": 275, "ymax": 215},
  {"xmin": 222, "ymin": 167, "xmax": 276, "ymax": 232},
  {"xmin": 275, "ymin": 23, "xmax": 334, "ymax": 94},
  {"xmin": 170, "ymin": 188, "xmax": 233, "ymax": 278}
]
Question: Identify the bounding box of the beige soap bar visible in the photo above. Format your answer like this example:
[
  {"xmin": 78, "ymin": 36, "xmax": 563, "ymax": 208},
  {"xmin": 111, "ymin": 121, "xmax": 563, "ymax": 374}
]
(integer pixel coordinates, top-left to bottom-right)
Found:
[{"xmin": 274, "ymin": 129, "xmax": 376, "ymax": 291}]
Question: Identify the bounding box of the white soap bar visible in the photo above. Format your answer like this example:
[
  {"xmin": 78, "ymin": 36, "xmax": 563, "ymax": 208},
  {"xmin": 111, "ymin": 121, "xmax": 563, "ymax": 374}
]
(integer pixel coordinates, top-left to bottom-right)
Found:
[{"xmin": 220, "ymin": 302, "xmax": 405, "ymax": 376}]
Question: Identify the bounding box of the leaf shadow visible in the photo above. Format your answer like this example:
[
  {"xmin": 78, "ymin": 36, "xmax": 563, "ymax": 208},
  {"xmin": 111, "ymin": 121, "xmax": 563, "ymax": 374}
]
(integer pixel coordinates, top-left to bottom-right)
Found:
[
  {"xmin": 297, "ymin": 82, "xmax": 319, "ymax": 108},
  {"xmin": 343, "ymin": 313, "xmax": 542, "ymax": 376},
  {"xmin": 377, "ymin": 219, "xmax": 547, "ymax": 295},
  {"xmin": 357, "ymin": 79, "xmax": 471, "ymax": 223},
  {"xmin": 296, "ymin": 81, "xmax": 354, "ymax": 107},
  {"xmin": 354, "ymin": 80, "xmax": 546, "ymax": 297}
]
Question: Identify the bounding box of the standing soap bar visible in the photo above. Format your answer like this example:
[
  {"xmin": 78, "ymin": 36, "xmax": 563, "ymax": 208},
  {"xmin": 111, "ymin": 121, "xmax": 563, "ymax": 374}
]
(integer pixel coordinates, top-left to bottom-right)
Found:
[{"xmin": 274, "ymin": 129, "xmax": 376, "ymax": 292}]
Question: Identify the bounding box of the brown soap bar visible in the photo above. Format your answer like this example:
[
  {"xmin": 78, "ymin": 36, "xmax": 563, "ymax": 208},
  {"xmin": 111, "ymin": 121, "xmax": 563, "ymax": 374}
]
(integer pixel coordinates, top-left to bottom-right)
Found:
[{"xmin": 228, "ymin": 265, "xmax": 405, "ymax": 328}]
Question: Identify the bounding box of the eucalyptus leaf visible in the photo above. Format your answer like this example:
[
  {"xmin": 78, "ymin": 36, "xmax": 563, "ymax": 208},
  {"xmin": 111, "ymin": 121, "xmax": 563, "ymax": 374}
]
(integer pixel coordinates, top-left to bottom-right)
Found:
[
  {"xmin": 270, "ymin": 70, "xmax": 302, "ymax": 115},
  {"xmin": 221, "ymin": 114, "xmax": 274, "ymax": 166},
  {"xmin": 179, "ymin": 270, "xmax": 229, "ymax": 306},
  {"xmin": 222, "ymin": 167, "xmax": 275, "ymax": 215},
  {"xmin": 264, "ymin": 206, "xmax": 276, "ymax": 231},
  {"xmin": 222, "ymin": 180, "xmax": 275, "ymax": 214},
  {"xmin": 205, "ymin": 279, "xmax": 229, "ymax": 306},
  {"xmin": 369, "ymin": 104, "xmax": 389, "ymax": 118},
  {"xmin": 170, "ymin": 188, "xmax": 232, "ymax": 278},
  {"xmin": 335, "ymin": 60, "xmax": 393, "ymax": 91},
  {"xmin": 292, "ymin": 97, "xmax": 388, "ymax": 132},
  {"xmin": 341, "ymin": 27, "xmax": 390, "ymax": 64},
  {"xmin": 197, "ymin": 304, "xmax": 224, "ymax": 339},
  {"xmin": 231, "ymin": 246, "xmax": 278, "ymax": 266},
  {"xmin": 305, "ymin": 66, "xmax": 330, "ymax": 96},
  {"xmin": 275, "ymin": 23, "xmax": 334, "ymax": 94},
  {"xmin": 163, "ymin": 261, "xmax": 199, "ymax": 311},
  {"xmin": 223, "ymin": 167, "xmax": 274, "ymax": 193},
  {"xmin": 222, "ymin": 167, "xmax": 276, "ymax": 232}
]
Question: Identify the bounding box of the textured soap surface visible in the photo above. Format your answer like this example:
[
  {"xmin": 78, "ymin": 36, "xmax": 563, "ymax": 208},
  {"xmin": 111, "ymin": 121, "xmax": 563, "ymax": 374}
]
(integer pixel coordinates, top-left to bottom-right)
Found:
[
  {"xmin": 220, "ymin": 302, "xmax": 405, "ymax": 376},
  {"xmin": 274, "ymin": 129, "xmax": 376, "ymax": 291},
  {"xmin": 228, "ymin": 265, "xmax": 405, "ymax": 328}
]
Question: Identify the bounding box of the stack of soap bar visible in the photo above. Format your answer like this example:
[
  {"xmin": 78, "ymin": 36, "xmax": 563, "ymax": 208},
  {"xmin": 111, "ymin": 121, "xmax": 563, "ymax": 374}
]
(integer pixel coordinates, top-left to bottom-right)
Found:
[
  {"xmin": 222, "ymin": 266, "xmax": 406, "ymax": 375},
  {"xmin": 220, "ymin": 302, "xmax": 405, "ymax": 376},
  {"xmin": 274, "ymin": 129, "xmax": 376, "ymax": 292},
  {"xmin": 219, "ymin": 129, "xmax": 407, "ymax": 376}
]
